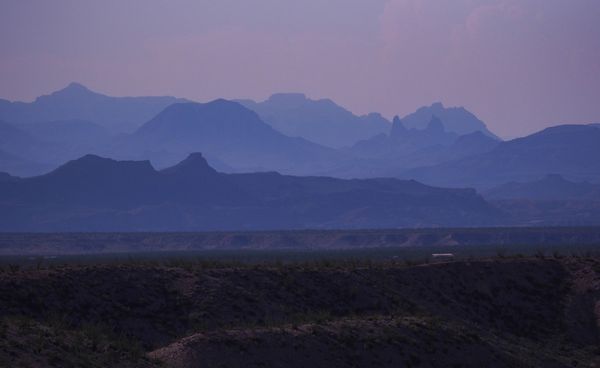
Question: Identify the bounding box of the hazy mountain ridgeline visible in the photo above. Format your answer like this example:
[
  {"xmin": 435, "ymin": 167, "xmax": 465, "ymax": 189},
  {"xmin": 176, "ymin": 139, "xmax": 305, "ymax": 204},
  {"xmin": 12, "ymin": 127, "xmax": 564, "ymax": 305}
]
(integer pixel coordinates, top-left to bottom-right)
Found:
[
  {"xmin": 484, "ymin": 174, "xmax": 600, "ymax": 201},
  {"xmin": 122, "ymin": 100, "xmax": 345, "ymax": 173},
  {"xmin": 233, "ymin": 99, "xmax": 496, "ymax": 178},
  {"xmin": 0, "ymin": 83, "xmax": 188, "ymax": 175},
  {"xmin": 0, "ymin": 153, "xmax": 502, "ymax": 231},
  {"xmin": 402, "ymin": 102, "xmax": 499, "ymax": 139},
  {"xmin": 1, "ymin": 83, "xmax": 599, "ymax": 205},
  {"xmin": 349, "ymin": 116, "xmax": 499, "ymax": 162},
  {"xmin": 322, "ymin": 116, "xmax": 500, "ymax": 178},
  {"xmin": 0, "ymin": 120, "xmax": 37, "ymax": 155},
  {"xmin": 0, "ymin": 83, "xmax": 507, "ymax": 178},
  {"xmin": 0, "ymin": 82, "xmax": 188, "ymax": 133},
  {"xmin": 0, "ymin": 150, "xmax": 52, "ymax": 178},
  {"xmin": 20, "ymin": 119, "xmax": 112, "ymax": 146},
  {"xmin": 0, "ymin": 121, "xmax": 56, "ymax": 176},
  {"xmin": 351, "ymin": 116, "xmax": 457, "ymax": 158},
  {"xmin": 236, "ymin": 93, "xmax": 391, "ymax": 148},
  {"xmin": 483, "ymin": 174, "xmax": 600, "ymax": 227},
  {"xmin": 0, "ymin": 118, "xmax": 114, "ymax": 176},
  {"xmin": 121, "ymin": 100, "xmax": 501, "ymax": 176},
  {"xmin": 404, "ymin": 124, "xmax": 600, "ymax": 190},
  {"xmin": 236, "ymin": 96, "xmax": 500, "ymax": 148}
]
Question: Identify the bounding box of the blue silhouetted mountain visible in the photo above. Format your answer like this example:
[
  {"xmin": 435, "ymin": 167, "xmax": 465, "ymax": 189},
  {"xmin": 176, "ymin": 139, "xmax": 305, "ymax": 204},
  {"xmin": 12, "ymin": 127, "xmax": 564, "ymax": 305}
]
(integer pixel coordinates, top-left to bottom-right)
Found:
[
  {"xmin": 236, "ymin": 93, "xmax": 390, "ymax": 148},
  {"xmin": 484, "ymin": 174, "xmax": 600, "ymax": 201},
  {"xmin": 0, "ymin": 153, "xmax": 503, "ymax": 231},
  {"xmin": 161, "ymin": 152, "xmax": 218, "ymax": 177},
  {"xmin": 0, "ymin": 82, "xmax": 188, "ymax": 133},
  {"xmin": 350, "ymin": 116, "xmax": 458, "ymax": 159},
  {"xmin": 325, "ymin": 117, "xmax": 499, "ymax": 178},
  {"xmin": 0, "ymin": 121, "xmax": 56, "ymax": 175},
  {"xmin": 389, "ymin": 115, "xmax": 408, "ymax": 137},
  {"xmin": 21, "ymin": 119, "xmax": 112, "ymax": 146},
  {"xmin": 402, "ymin": 102, "xmax": 499, "ymax": 139},
  {"xmin": 447, "ymin": 131, "xmax": 501, "ymax": 159},
  {"xmin": 396, "ymin": 115, "xmax": 455, "ymax": 145},
  {"xmin": 483, "ymin": 172, "xmax": 600, "ymax": 226},
  {"xmin": 0, "ymin": 148, "xmax": 51, "ymax": 178},
  {"xmin": 159, "ymin": 152, "xmax": 251, "ymax": 205},
  {"xmin": 127, "ymin": 100, "xmax": 344, "ymax": 174},
  {"xmin": 403, "ymin": 124, "xmax": 600, "ymax": 189},
  {"xmin": 7, "ymin": 154, "xmax": 161, "ymax": 208},
  {"xmin": 0, "ymin": 120, "xmax": 36, "ymax": 151},
  {"xmin": 0, "ymin": 171, "xmax": 19, "ymax": 182},
  {"xmin": 0, "ymin": 118, "xmax": 116, "ymax": 174}
]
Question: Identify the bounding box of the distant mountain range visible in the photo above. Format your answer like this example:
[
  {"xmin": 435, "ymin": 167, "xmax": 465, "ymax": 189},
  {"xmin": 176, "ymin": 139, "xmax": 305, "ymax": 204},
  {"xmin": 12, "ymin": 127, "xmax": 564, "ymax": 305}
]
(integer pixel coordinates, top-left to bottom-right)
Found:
[
  {"xmin": 1, "ymin": 83, "xmax": 599, "ymax": 212},
  {"xmin": 484, "ymin": 174, "xmax": 600, "ymax": 201},
  {"xmin": 351, "ymin": 116, "xmax": 457, "ymax": 158},
  {"xmin": 20, "ymin": 119, "xmax": 112, "ymax": 146},
  {"xmin": 237, "ymin": 96, "xmax": 499, "ymax": 149},
  {"xmin": 349, "ymin": 116, "xmax": 499, "ymax": 161},
  {"xmin": 0, "ymin": 118, "xmax": 112, "ymax": 176},
  {"xmin": 0, "ymin": 82, "xmax": 187, "ymax": 133},
  {"xmin": 322, "ymin": 117, "xmax": 500, "ymax": 178},
  {"xmin": 0, "ymin": 149, "xmax": 51, "ymax": 178},
  {"xmin": 5, "ymin": 152, "xmax": 599, "ymax": 231},
  {"xmin": 484, "ymin": 174, "xmax": 600, "ymax": 226},
  {"xmin": 404, "ymin": 124, "xmax": 600, "ymax": 189},
  {"xmin": 0, "ymin": 120, "xmax": 37, "ymax": 154},
  {"xmin": 401, "ymin": 102, "xmax": 499, "ymax": 139},
  {"xmin": 237, "ymin": 93, "xmax": 390, "ymax": 148},
  {"xmin": 0, "ymin": 120, "xmax": 56, "ymax": 176},
  {"xmin": 123, "ymin": 100, "xmax": 345, "ymax": 173},
  {"xmin": 0, "ymin": 84, "xmax": 502, "ymax": 177},
  {"xmin": 0, "ymin": 153, "xmax": 502, "ymax": 231}
]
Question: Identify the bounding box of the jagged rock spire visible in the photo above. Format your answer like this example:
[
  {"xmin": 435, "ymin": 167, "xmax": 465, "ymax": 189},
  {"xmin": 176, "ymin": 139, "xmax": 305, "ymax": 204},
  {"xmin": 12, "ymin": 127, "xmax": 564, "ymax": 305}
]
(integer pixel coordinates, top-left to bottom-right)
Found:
[{"xmin": 390, "ymin": 115, "xmax": 407, "ymax": 138}]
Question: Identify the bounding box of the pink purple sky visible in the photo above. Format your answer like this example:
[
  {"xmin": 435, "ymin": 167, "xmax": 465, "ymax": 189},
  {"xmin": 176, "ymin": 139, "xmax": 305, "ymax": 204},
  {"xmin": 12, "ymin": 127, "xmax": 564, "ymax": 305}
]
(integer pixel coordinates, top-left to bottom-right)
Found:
[{"xmin": 1, "ymin": 0, "xmax": 599, "ymax": 138}]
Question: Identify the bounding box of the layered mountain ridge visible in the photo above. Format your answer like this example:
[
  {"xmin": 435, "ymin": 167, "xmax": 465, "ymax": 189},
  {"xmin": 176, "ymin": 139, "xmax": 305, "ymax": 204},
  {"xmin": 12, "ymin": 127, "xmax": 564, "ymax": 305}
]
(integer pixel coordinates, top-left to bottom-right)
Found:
[
  {"xmin": 237, "ymin": 93, "xmax": 391, "ymax": 148},
  {"xmin": 402, "ymin": 102, "xmax": 498, "ymax": 139},
  {"xmin": 1, "ymin": 83, "xmax": 599, "ymax": 219},
  {"xmin": 0, "ymin": 82, "xmax": 188, "ymax": 133},
  {"xmin": 405, "ymin": 124, "xmax": 600, "ymax": 189},
  {"xmin": 0, "ymin": 153, "xmax": 503, "ymax": 231},
  {"xmin": 124, "ymin": 100, "xmax": 344, "ymax": 173}
]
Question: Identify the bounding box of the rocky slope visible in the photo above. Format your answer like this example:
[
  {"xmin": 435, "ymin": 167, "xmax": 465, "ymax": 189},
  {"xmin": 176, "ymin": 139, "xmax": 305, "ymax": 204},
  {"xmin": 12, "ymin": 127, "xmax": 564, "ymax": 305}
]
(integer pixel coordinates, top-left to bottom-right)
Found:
[{"xmin": 0, "ymin": 257, "xmax": 599, "ymax": 367}]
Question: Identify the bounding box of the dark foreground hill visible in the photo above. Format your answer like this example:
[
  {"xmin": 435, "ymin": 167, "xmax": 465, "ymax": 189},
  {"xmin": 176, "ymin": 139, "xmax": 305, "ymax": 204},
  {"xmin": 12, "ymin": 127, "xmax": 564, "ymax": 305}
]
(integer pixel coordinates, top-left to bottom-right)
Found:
[
  {"xmin": 0, "ymin": 153, "xmax": 502, "ymax": 231},
  {"xmin": 0, "ymin": 257, "xmax": 599, "ymax": 367}
]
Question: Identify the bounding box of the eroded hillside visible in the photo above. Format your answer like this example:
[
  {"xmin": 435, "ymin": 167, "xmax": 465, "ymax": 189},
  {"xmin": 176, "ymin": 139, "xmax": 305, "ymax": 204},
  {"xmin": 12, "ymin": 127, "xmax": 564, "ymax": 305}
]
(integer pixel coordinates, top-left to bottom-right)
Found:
[{"xmin": 0, "ymin": 257, "xmax": 598, "ymax": 367}]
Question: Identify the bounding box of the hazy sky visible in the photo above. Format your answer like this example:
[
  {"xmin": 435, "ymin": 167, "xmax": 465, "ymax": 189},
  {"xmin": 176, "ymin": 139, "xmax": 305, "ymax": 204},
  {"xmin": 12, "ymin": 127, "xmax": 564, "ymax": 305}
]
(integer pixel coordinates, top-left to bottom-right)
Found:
[{"xmin": 1, "ymin": 0, "xmax": 599, "ymax": 138}]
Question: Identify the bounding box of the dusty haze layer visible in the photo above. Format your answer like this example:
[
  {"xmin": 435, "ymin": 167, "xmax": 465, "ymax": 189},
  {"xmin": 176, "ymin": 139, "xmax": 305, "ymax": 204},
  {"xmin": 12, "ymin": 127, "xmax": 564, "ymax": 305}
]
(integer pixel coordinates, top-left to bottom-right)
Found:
[{"xmin": 1, "ymin": 0, "xmax": 599, "ymax": 139}]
